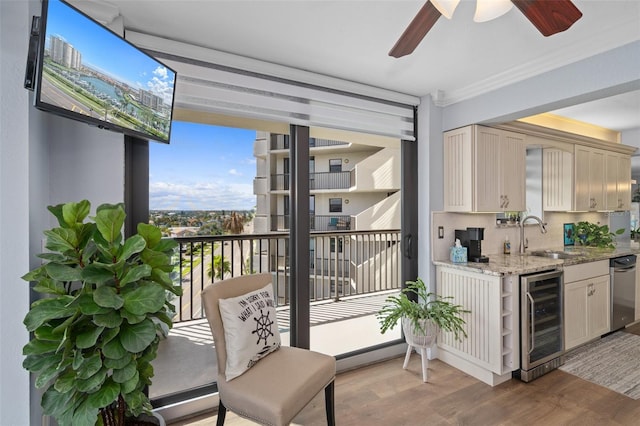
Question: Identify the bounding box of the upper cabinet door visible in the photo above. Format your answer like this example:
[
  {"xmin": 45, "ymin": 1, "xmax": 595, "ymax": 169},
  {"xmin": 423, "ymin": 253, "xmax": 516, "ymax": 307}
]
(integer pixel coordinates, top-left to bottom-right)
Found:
[
  {"xmin": 443, "ymin": 126, "xmax": 473, "ymax": 212},
  {"xmin": 443, "ymin": 125, "xmax": 526, "ymax": 213}
]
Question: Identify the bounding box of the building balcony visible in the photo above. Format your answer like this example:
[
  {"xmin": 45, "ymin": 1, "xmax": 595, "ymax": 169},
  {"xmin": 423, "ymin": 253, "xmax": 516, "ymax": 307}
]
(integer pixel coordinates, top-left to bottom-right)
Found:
[
  {"xmin": 271, "ymin": 171, "xmax": 353, "ymax": 191},
  {"xmin": 151, "ymin": 228, "xmax": 402, "ymax": 404}
]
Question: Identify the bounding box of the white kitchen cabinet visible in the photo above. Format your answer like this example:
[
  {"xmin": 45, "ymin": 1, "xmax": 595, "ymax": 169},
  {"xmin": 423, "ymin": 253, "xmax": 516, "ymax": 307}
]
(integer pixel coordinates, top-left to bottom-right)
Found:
[
  {"xmin": 564, "ymin": 260, "xmax": 610, "ymax": 350},
  {"xmin": 543, "ymin": 148, "xmax": 573, "ymax": 211},
  {"xmin": 574, "ymin": 145, "xmax": 606, "ymax": 211},
  {"xmin": 443, "ymin": 125, "xmax": 525, "ymax": 212},
  {"xmin": 436, "ymin": 266, "xmax": 519, "ymax": 386},
  {"xmin": 606, "ymin": 152, "xmax": 631, "ymax": 210}
]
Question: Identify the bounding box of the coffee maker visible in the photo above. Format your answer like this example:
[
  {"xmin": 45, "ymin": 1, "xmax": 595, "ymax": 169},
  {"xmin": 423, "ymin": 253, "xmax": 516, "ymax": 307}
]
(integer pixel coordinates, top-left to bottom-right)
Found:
[{"xmin": 455, "ymin": 227, "xmax": 489, "ymax": 263}]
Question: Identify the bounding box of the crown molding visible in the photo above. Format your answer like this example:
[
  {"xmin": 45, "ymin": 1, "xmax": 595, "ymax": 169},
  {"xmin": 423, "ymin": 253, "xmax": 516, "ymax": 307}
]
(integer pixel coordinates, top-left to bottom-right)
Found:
[{"xmin": 437, "ymin": 18, "xmax": 640, "ymax": 107}]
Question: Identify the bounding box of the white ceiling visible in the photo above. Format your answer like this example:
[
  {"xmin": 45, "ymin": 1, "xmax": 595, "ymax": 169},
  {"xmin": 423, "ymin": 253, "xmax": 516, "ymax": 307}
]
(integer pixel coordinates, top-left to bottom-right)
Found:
[{"xmin": 83, "ymin": 0, "xmax": 640, "ymax": 131}]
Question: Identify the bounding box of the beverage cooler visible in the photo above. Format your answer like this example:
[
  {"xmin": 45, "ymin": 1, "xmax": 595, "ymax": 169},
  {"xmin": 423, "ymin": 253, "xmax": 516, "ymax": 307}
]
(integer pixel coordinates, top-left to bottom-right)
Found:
[{"xmin": 516, "ymin": 269, "xmax": 564, "ymax": 382}]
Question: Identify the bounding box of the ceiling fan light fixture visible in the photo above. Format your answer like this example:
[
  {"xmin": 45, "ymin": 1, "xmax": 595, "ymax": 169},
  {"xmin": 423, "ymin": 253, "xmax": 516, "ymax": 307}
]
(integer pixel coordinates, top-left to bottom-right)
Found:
[
  {"xmin": 473, "ymin": 0, "xmax": 514, "ymax": 23},
  {"xmin": 430, "ymin": 0, "xmax": 460, "ymax": 19}
]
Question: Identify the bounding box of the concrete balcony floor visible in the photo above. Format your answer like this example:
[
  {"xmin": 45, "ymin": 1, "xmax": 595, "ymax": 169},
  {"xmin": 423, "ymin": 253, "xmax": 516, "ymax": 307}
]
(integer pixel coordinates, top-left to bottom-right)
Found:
[{"xmin": 151, "ymin": 290, "xmax": 401, "ymax": 399}]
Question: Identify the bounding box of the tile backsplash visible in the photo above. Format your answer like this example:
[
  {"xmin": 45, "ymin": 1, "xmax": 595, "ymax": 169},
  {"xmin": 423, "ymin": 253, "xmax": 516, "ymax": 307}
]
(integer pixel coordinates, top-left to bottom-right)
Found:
[{"xmin": 431, "ymin": 211, "xmax": 613, "ymax": 261}]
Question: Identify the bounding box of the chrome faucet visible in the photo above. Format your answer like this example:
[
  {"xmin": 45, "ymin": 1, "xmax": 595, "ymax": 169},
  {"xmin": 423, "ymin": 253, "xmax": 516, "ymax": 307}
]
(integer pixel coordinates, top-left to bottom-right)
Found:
[{"xmin": 519, "ymin": 215, "xmax": 547, "ymax": 254}]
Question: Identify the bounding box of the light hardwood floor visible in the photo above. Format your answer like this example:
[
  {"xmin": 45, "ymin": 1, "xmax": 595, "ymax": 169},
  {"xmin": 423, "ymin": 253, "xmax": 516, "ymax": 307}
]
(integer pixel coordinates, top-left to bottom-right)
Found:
[{"xmin": 170, "ymin": 324, "xmax": 640, "ymax": 426}]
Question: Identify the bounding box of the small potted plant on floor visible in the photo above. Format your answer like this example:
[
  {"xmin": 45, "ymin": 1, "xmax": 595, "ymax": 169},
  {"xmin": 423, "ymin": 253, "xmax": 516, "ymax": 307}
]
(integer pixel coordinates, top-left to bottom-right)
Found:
[
  {"xmin": 21, "ymin": 200, "xmax": 181, "ymax": 425},
  {"xmin": 377, "ymin": 278, "xmax": 469, "ymax": 344}
]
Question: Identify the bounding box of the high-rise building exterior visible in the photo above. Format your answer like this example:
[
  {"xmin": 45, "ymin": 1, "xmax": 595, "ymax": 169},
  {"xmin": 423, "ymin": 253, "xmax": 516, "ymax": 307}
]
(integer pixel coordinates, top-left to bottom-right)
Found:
[
  {"xmin": 253, "ymin": 131, "xmax": 402, "ymax": 301},
  {"xmin": 48, "ymin": 35, "xmax": 82, "ymax": 69}
]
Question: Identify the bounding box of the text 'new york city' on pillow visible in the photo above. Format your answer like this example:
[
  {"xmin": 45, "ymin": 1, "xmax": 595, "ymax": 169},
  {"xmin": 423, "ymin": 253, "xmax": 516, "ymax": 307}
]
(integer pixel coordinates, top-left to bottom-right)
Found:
[{"xmin": 218, "ymin": 283, "xmax": 281, "ymax": 381}]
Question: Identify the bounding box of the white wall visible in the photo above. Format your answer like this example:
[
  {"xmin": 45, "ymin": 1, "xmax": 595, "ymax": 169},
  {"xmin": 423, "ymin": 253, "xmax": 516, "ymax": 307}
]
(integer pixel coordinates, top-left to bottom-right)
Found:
[
  {"xmin": 1, "ymin": 2, "xmax": 126, "ymax": 424},
  {"xmin": 1, "ymin": 1, "xmax": 32, "ymax": 423}
]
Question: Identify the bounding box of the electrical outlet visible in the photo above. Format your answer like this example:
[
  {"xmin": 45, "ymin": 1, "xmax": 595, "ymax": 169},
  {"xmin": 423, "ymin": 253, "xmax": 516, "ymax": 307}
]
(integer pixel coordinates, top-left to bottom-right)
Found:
[{"xmin": 438, "ymin": 226, "xmax": 444, "ymax": 239}]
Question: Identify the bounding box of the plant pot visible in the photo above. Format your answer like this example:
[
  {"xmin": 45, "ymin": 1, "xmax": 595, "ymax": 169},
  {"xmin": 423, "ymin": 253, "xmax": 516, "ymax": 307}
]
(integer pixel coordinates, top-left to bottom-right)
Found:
[{"xmin": 402, "ymin": 317, "xmax": 437, "ymax": 348}]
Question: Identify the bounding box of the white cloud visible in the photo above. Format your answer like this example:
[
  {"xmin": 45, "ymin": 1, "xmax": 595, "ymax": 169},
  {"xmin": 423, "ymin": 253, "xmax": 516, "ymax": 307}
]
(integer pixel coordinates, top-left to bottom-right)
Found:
[
  {"xmin": 150, "ymin": 180, "xmax": 254, "ymax": 210},
  {"xmin": 229, "ymin": 169, "xmax": 241, "ymax": 176}
]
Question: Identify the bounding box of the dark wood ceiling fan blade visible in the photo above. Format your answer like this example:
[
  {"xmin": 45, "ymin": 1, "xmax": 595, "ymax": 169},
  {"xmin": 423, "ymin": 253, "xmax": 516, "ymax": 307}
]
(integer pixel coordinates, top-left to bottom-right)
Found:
[
  {"xmin": 511, "ymin": 0, "xmax": 583, "ymax": 37},
  {"xmin": 389, "ymin": 1, "xmax": 441, "ymax": 58}
]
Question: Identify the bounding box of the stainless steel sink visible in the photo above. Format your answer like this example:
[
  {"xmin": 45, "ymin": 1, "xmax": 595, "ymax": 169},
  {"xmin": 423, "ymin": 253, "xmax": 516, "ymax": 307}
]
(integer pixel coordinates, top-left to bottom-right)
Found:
[{"xmin": 528, "ymin": 250, "xmax": 583, "ymax": 259}]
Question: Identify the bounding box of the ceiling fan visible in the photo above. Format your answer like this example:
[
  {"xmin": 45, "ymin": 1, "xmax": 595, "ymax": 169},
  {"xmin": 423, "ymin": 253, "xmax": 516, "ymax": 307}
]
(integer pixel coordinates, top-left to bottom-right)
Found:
[{"xmin": 389, "ymin": 0, "xmax": 583, "ymax": 58}]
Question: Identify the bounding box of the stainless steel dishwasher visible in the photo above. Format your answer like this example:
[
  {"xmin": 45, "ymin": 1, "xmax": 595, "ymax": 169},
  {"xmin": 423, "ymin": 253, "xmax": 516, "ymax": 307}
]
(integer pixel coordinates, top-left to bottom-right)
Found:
[{"xmin": 610, "ymin": 254, "xmax": 636, "ymax": 331}]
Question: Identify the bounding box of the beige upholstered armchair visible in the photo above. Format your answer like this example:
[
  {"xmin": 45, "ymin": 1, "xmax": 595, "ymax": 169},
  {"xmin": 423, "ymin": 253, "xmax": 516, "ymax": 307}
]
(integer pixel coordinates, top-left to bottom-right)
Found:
[{"xmin": 202, "ymin": 273, "xmax": 336, "ymax": 426}]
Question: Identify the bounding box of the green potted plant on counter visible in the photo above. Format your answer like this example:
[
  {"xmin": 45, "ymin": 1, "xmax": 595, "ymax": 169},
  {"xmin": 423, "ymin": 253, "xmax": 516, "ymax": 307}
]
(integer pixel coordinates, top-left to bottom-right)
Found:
[
  {"xmin": 574, "ymin": 221, "xmax": 624, "ymax": 249},
  {"xmin": 21, "ymin": 200, "xmax": 181, "ymax": 425}
]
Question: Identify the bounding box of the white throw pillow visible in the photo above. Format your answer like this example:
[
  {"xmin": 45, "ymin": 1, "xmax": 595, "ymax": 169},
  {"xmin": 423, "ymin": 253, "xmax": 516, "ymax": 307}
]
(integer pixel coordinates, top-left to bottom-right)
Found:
[{"xmin": 218, "ymin": 283, "xmax": 281, "ymax": 381}]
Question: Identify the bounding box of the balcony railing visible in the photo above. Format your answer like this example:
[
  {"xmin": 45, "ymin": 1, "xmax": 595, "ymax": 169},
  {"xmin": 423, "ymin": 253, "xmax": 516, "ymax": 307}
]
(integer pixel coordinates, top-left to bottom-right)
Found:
[
  {"xmin": 171, "ymin": 229, "xmax": 401, "ymax": 323},
  {"xmin": 271, "ymin": 214, "xmax": 352, "ymax": 231},
  {"xmin": 270, "ymin": 136, "xmax": 349, "ymax": 150},
  {"xmin": 271, "ymin": 171, "xmax": 352, "ymax": 191}
]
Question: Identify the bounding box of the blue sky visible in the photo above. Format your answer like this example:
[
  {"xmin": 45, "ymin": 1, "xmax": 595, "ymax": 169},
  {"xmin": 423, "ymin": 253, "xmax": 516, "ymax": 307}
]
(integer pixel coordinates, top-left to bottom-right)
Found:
[
  {"xmin": 149, "ymin": 122, "xmax": 257, "ymax": 211},
  {"xmin": 46, "ymin": 0, "xmax": 175, "ymax": 104}
]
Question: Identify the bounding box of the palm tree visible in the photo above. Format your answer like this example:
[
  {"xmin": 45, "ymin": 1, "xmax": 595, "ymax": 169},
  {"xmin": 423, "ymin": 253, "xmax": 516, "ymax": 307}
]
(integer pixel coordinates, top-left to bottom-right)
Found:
[
  {"xmin": 207, "ymin": 254, "xmax": 231, "ymax": 280},
  {"xmin": 223, "ymin": 212, "xmax": 247, "ymax": 273}
]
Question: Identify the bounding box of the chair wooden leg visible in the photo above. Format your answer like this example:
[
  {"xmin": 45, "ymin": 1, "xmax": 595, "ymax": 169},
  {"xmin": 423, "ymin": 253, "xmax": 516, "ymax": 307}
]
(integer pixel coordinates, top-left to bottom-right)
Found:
[
  {"xmin": 216, "ymin": 400, "xmax": 227, "ymax": 426},
  {"xmin": 325, "ymin": 381, "xmax": 335, "ymax": 426}
]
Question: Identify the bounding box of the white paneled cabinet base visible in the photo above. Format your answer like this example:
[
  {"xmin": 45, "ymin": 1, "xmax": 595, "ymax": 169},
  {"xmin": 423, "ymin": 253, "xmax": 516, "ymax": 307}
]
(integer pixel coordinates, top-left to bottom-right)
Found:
[
  {"xmin": 436, "ymin": 266, "xmax": 519, "ymax": 386},
  {"xmin": 563, "ymin": 260, "xmax": 610, "ymax": 351}
]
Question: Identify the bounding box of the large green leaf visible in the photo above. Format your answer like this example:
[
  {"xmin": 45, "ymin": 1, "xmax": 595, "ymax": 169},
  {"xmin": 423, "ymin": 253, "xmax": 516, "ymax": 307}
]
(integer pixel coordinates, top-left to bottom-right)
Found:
[
  {"xmin": 154, "ymin": 237, "xmax": 178, "ymax": 253},
  {"xmin": 35, "ymin": 361, "xmax": 66, "ymax": 389},
  {"xmin": 76, "ymin": 367, "xmax": 107, "ymax": 393},
  {"xmin": 93, "ymin": 311, "xmax": 123, "ymax": 328},
  {"xmin": 86, "ymin": 378, "xmax": 120, "ymax": 409},
  {"xmin": 93, "ymin": 285, "xmax": 124, "ymax": 309},
  {"xmin": 120, "ymin": 309, "xmax": 146, "ymax": 325},
  {"xmin": 140, "ymin": 249, "xmax": 171, "ymax": 270},
  {"xmin": 76, "ymin": 326, "xmax": 105, "ymax": 349},
  {"xmin": 123, "ymin": 285, "xmax": 165, "ymax": 315},
  {"xmin": 23, "ymin": 338, "xmax": 59, "ymax": 356},
  {"xmin": 112, "ymin": 360, "xmax": 137, "ymax": 383},
  {"xmin": 119, "ymin": 320, "xmax": 156, "ymax": 353},
  {"xmin": 93, "ymin": 204, "xmax": 125, "ymax": 244},
  {"xmin": 137, "ymin": 222, "xmax": 162, "ymax": 248},
  {"xmin": 102, "ymin": 337, "xmax": 126, "ymax": 359},
  {"xmin": 76, "ymin": 353, "xmax": 103, "ymax": 380},
  {"xmin": 54, "ymin": 369, "xmax": 77, "ymax": 393},
  {"xmin": 71, "ymin": 398, "xmax": 100, "ymax": 426},
  {"xmin": 103, "ymin": 354, "xmax": 132, "ymax": 370},
  {"xmin": 100, "ymin": 326, "xmax": 120, "ymax": 346},
  {"xmin": 43, "ymin": 228, "xmax": 77, "ymax": 253},
  {"xmin": 119, "ymin": 234, "xmax": 146, "ymax": 262},
  {"xmin": 41, "ymin": 386, "xmax": 76, "ymax": 418},
  {"xmin": 34, "ymin": 324, "xmax": 63, "ymax": 341},
  {"xmin": 120, "ymin": 370, "xmax": 140, "ymax": 394},
  {"xmin": 119, "ymin": 264, "xmax": 152, "ymax": 288},
  {"xmin": 32, "ymin": 277, "xmax": 67, "ymax": 296},
  {"xmin": 23, "ymin": 351, "xmax": 62, "ymax": 373},
  {"xmin": 77, "ymin": 294, "xmax": 109, "ymax": 315},
  {"xmin": 82, "ymin": 263, "xmax": 115, "ymax": 285},
  {"xmin": 60, "ymin": 200, "xmax": 91, "ymax": 227},
  {"xmin": 24, "ymin": 297, "xmax": 76, "ymax": 331},
  {"xmin": 45, "ymin": 263, "xmax": 82, "ymax": 282}
]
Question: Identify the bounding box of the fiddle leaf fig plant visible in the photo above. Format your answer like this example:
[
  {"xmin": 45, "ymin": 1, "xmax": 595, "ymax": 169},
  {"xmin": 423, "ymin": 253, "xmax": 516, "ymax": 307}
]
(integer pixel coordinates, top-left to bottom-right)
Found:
[
  {"xmin": 574, "ymin": 221, "xmax": 624, "ymax": 249},
  {"xmin": 22, "ymin": 200, "xmax": 181, "ymax": 425}
]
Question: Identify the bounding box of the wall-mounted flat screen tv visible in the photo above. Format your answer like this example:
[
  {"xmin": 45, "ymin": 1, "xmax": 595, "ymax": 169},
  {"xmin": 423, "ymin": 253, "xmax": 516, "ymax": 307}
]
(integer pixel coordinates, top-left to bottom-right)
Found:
[{"xmin": 33, "ymin": 0, "xmax": 176, "ymax": 143}]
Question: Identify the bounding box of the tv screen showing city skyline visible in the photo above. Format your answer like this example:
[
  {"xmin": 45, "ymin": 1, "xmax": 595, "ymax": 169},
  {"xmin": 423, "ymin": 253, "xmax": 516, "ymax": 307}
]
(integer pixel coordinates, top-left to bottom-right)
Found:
[{"xmin": 34, "ymin": 0, "xmax": 176, "ymax": 143}]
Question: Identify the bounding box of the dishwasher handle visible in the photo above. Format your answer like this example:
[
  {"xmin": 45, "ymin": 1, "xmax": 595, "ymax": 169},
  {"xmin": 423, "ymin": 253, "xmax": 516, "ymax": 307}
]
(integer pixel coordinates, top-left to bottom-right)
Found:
[{"xmin": 613, "ymin": 265, "xmax": 636, "ymax": 273}]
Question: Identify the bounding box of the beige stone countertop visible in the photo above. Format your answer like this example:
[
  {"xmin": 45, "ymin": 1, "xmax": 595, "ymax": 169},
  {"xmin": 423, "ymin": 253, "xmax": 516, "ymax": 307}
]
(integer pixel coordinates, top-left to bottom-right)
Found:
[{"xmin": 433, "ymin": 244, "xmax": 640, "ymax": 277}]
